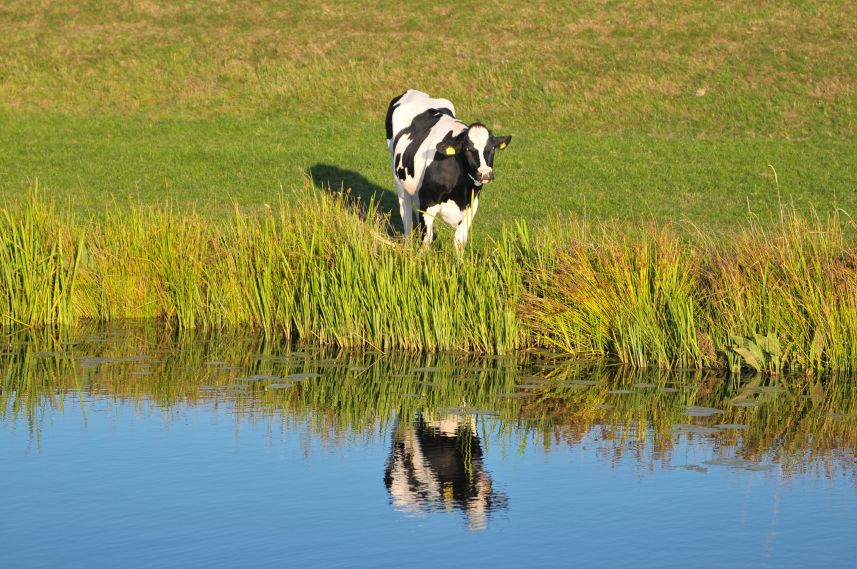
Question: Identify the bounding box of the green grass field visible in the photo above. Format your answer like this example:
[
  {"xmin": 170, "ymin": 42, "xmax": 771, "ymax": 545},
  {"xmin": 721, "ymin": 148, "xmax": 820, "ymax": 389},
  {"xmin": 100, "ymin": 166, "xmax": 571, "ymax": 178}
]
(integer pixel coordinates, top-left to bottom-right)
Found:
[{"xmin": 1, "ymin": 0, "xmax": 855, "ymax": 238}]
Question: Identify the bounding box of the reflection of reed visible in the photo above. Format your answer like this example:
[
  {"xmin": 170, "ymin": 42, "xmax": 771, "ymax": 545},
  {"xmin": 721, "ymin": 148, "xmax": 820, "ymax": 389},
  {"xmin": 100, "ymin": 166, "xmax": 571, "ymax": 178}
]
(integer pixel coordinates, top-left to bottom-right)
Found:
[
  {"xmin": 385, "ymin": 414, "xmax": 508, "ymax": 531},
  {"xmin": 2, "ymin": 324, "xmax": 856, "ymax": 480},
  {"xmin": 519, "ymin": 362, "xmax": 857, "ymax": 479}
]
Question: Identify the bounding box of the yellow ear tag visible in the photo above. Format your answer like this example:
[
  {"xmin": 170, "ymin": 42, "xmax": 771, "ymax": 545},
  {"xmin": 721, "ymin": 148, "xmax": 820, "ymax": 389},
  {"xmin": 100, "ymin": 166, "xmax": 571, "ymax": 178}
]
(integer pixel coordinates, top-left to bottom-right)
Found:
[
  {"xmin": 499, "ymin": 142, "xmax": 507, "ymax": 149},
  {"xmin": 445, "ymin": 146, "xmax": 456, "ymax": 156}
]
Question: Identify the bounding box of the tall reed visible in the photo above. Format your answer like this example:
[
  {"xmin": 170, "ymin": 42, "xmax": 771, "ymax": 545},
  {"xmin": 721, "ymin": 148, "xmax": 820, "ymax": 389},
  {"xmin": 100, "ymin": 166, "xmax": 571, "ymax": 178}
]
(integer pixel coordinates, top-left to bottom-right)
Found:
[
  {"xmin": 1, "ymin": 185, "xmax": 854, "ymax": 372},
  {"xmin": 0, "ymin": 187, "xmax": 83, "ymax": 327},
  {"xmin": 700, "ymin": 207, "xmax": 857, "ymax": 373}
]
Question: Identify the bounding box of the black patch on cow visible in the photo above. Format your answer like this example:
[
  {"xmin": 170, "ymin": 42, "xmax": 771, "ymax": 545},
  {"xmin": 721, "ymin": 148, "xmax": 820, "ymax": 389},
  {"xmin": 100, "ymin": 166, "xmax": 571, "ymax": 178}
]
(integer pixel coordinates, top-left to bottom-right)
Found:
[
  {"xmin": 418, "ymin": 147, "xmax": 482, "ymax": 215},
  {"xmin": 436, "ymin": 123, "xmax": 498, "ymax": 183},
  {"xmin": 392, "ymin": 108, "xmax": 453, "ymax": 181},
  {"xmin": 483, "ymin": 144, "xmax": 495, "ymax": 169},
  {"xmin": 385, "ymin": 92, "xmax": 405, "ymax": 141}
]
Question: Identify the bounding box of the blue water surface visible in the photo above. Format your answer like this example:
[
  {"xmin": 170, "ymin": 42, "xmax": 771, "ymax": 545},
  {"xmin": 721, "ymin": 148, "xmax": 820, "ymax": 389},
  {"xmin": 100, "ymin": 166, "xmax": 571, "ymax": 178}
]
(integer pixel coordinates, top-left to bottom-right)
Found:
[
  {"xmin": 2, "ymin": 394, "xmax": 855, "ymax": 569},
  {"xmin": 1, "ymin": 329, "xmax": 856, "ymax": 569}
]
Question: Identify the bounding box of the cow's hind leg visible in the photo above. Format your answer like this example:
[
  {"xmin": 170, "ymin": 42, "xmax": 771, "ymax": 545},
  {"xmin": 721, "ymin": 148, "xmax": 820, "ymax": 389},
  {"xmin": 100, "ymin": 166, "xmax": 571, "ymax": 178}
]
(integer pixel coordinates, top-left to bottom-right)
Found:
[{"xmin": 397, "ymin": 187, "xmax": 413, "ymax": 237}]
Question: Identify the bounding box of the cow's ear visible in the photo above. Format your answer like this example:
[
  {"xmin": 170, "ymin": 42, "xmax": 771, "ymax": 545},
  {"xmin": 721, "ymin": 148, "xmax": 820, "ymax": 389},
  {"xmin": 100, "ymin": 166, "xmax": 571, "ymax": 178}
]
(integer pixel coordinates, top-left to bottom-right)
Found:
[
  {"xmin": 494, "ymin": 135, "xmax": 512, "ymax": 150},
  {"xmin": 436, "ymin": 140, "xmax": 457, "ymax": 156}
]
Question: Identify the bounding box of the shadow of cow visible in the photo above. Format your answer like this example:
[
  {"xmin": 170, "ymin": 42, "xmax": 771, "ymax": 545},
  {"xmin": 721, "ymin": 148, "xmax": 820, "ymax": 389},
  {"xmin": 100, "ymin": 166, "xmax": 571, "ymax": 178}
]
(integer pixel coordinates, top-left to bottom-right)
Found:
[{"xmin": 307, "ymin": 164, "xmax": 401, "ymax": 234}]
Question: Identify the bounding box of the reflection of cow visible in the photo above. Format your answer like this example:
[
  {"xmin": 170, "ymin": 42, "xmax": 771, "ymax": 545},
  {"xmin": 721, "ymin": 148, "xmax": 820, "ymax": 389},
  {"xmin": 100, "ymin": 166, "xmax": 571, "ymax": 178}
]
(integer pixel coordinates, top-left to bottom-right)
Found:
[{"xmin": 384, "ymin": 413, "xmax": 507, "ymax": 531}]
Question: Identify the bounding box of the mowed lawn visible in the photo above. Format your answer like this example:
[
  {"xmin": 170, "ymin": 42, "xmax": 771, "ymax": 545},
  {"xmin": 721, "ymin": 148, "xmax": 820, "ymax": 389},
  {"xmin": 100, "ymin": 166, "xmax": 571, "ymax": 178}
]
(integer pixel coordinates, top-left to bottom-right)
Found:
[{"xmin": 1, "ymin": 0, "xmax": 854, "ymax": 239}]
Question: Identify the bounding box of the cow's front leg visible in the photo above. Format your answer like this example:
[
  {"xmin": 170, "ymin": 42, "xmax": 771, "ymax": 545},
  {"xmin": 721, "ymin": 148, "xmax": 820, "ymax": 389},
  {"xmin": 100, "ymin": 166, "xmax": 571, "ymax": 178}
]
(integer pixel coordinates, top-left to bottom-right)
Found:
[
  {"xmin": 453, "ymin": 198, "xmax": 479, "ymax": 254},
  {"xmin": 453, "ymin": 223, "xmax": 469, "ymax": 254}
]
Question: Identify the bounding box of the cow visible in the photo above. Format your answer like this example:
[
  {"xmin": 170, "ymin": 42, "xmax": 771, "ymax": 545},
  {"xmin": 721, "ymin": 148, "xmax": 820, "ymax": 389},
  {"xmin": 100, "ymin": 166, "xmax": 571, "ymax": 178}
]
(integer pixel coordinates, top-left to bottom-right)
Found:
[{"xmin": 385, "ymin": 89, "xmax": 512, "ymax": 251}]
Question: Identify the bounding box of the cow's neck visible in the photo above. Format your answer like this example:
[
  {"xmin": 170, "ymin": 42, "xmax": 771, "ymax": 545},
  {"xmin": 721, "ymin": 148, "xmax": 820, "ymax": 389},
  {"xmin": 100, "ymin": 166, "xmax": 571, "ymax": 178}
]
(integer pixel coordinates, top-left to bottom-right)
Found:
[{"xmin": 455, "ymin": 162, "xmax": 483, "ymax": 207}]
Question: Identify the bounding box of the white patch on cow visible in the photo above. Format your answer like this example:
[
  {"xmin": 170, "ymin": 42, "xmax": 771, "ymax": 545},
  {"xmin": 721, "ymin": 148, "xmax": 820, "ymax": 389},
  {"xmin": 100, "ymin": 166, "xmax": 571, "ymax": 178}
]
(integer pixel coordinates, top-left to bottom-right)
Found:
[
  {"xmin": 467, "ymin": 126, "xmax": 490, "ymax": 166},
  {"xmin": 439, "ymin": 199, "xmax": 465, "ymax": 227},
  {"xmin": 423, "ymin": 199, "xmax": 470, "ymax": 246},
  {"xmin": 398, "ymin": 189, "xmax": 414, "ymax": 237},
  {"xmin": 467, "ymin": 125, "xmax": 493, "ymax": 180}
]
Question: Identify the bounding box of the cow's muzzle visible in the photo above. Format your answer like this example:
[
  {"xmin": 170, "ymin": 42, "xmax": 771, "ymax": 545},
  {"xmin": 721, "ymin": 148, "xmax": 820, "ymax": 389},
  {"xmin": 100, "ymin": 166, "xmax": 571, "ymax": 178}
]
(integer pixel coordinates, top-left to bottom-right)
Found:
[{"xmin": 478, "ymin": 170, "xmax": 494, "ymax": 183}]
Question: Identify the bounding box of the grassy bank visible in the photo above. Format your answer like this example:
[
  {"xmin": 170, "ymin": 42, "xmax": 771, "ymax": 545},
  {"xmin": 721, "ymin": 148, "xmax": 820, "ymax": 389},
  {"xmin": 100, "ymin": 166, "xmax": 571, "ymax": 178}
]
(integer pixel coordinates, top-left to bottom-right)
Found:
[{"xmin": 1, "ymin": 189, "xmax": 854, "ymax": 373}]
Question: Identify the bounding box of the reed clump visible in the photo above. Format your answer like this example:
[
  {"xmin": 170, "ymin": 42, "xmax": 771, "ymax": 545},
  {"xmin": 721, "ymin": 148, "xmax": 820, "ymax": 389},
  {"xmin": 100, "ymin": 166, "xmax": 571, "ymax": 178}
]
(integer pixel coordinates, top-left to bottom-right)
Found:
[
  {"xmin": 521, "ymin": 209, "xmax": 857, "ymax": 373},
  {"xmin": 1, "ymin": 187, "xmax": 521, "ymax": 352},
  {"xmin": 0, "ymin": 187, "xmax": 854, "ymax": 372},
  {"xmin": 700, "ymin": 209, "xmax": 857, "ymax": 374},
  {"xmin": 519, "ymin": 221, "xmax": 702, "ymax": 368}
]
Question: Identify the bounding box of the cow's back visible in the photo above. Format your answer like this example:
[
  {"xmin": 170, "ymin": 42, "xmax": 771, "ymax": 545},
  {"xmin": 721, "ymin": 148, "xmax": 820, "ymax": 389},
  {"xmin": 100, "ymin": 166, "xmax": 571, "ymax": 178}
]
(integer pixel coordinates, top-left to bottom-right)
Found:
[
  {"xmin": 386, "ymin": 90, "xmax": 456, "ymax": 149},
  {"xmin": 390, "ymin": 110, "xmax": 464, "ymax": 197}
]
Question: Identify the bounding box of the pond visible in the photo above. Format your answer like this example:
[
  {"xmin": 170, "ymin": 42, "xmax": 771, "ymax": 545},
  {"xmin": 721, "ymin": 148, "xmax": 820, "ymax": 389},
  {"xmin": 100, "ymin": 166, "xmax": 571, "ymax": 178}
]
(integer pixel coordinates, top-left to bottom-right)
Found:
[{"xmin": 1, "ymin": 325, "xmax": 855, "ymax": 568}]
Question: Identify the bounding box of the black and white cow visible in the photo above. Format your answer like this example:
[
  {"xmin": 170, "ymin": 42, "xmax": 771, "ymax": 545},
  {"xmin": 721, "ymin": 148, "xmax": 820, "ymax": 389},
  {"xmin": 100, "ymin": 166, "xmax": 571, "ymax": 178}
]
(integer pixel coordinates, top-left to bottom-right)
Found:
[{"xmin": 386, "ymin": 89, "xmax": 512, "ymax": 251}]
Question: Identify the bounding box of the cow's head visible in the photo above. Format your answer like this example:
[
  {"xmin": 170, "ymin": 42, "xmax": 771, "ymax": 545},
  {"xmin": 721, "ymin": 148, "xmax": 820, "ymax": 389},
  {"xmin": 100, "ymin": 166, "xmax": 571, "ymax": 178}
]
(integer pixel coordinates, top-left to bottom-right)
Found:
[{"xmin": 435, "ymin": 123, "xmax": 512, "ymax": 185}]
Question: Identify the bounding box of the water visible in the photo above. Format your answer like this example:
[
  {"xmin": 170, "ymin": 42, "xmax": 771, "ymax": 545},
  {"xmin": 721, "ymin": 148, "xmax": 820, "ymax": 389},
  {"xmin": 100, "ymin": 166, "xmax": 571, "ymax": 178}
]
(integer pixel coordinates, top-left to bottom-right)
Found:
[{"xmin": 1, "ymin": 326, "xmax": 856, "ymax": 568}]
